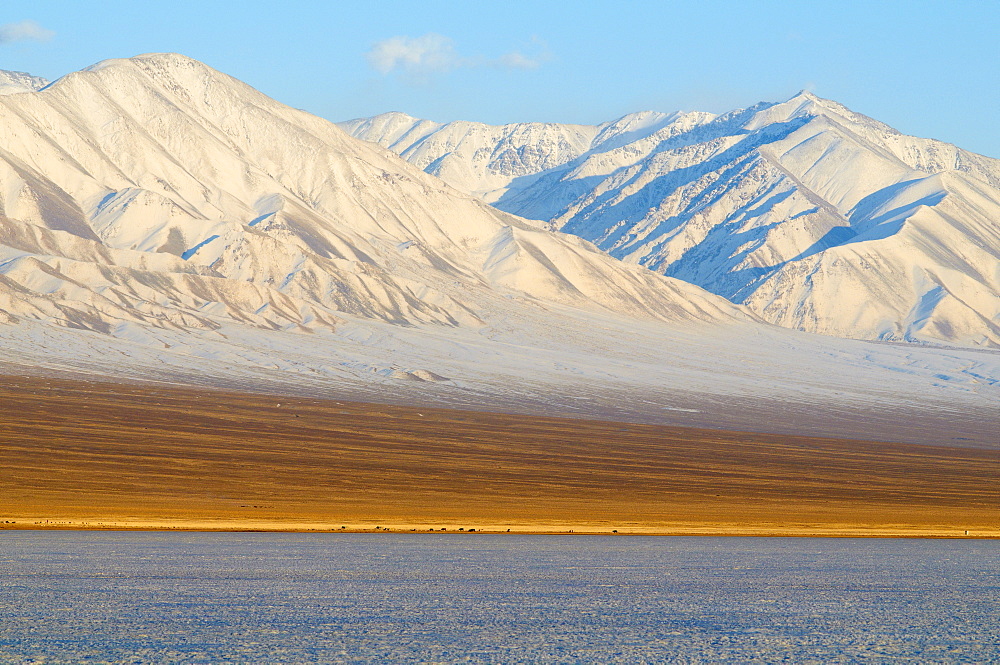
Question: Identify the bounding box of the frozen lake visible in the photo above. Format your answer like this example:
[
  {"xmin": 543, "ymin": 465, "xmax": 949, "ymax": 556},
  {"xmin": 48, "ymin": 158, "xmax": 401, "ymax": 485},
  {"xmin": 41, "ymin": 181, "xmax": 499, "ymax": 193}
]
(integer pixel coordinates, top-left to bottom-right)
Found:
[{"xmin": 1, "ymin": 532, "xmax": 998, "ymax": 662}]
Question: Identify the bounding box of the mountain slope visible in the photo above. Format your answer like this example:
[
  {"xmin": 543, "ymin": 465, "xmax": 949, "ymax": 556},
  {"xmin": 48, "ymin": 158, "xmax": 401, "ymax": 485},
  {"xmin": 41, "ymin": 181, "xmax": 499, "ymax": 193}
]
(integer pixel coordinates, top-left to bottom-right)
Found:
[
  {"xmin": 0, "ymin": 54, "xmax": 747, "ymax": 339},
  {"xmin": 342, "ymin": 96, "xmax": 1000, "ymax": 348}
]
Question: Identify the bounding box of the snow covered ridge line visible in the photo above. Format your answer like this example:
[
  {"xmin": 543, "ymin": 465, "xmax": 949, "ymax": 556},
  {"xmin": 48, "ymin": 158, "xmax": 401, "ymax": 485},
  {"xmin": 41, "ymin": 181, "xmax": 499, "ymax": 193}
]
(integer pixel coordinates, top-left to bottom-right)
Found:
[
  {"xmin": 0, "ymin": 69, "xmax": 49, "ymax": 95},
  {"xmin": 341, "ymin": 95, "xmax": 1000, "ymax": 349}
]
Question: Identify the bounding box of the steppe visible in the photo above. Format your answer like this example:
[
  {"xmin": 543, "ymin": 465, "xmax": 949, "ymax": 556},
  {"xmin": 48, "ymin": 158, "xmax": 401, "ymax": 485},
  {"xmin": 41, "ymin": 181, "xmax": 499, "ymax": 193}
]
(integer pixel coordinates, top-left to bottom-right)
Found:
[{"xmin": 2, "ymin": 375, "xmax": 997, "ymax": 537}]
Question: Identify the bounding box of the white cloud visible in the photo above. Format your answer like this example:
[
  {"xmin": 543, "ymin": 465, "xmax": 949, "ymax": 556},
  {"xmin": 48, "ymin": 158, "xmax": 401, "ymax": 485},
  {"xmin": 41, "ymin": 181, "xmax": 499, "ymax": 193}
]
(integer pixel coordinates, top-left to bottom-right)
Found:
[
  {"xmin": 493, "ymin": 51, "xmax": 542, "ymax": 70},
  {"xmin": 366, "ymin": 33, "xmax": 548, "ymax": 79},
  {"xmin": 366, "ymin": 33, "xmax": 461, "ymax": 76},
  {"xmin": 0, "ymin": 20, "xmax": 55, "ymax": 45}
]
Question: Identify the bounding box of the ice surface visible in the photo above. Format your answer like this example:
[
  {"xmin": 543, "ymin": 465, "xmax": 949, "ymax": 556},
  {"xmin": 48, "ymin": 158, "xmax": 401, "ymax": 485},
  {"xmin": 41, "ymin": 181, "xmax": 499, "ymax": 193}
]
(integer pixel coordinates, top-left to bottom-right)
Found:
[{"xmin": 1, "ymin": 532, "xmax": 998, "ymax": 662}]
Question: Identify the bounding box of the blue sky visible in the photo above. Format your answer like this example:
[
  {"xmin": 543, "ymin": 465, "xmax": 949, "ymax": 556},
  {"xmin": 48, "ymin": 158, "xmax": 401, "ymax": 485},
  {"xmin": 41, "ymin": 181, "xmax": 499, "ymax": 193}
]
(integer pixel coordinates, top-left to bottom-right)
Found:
[{"xmin": 2, "ymin": 1, "xmax": 998, "ymax": 157}]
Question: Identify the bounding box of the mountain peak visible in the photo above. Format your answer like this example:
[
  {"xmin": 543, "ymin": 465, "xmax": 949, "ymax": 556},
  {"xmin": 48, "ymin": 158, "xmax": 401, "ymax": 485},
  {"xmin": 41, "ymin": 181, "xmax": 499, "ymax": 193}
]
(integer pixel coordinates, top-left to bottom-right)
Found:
[
  {"xmin": 788, "ymin": 89, "xmax": 819, "ymax": 101},
  {"xmin": 84, "ymin": 52, "xmax": 202, "ymax": 72},
  {"xmin": 78, "ymin": 53, "xmax": 237, "ymax": 87},
  {"xmin": 132, "ymin": 51, "xmax": 201, "ymax": 64},
  {"xmin": 376, "ymin": 110, "xmax": 420, "ymax": 120},
  {"xmin": 771, "ymin": 89, "xmax": 831, "ymax": 114}
]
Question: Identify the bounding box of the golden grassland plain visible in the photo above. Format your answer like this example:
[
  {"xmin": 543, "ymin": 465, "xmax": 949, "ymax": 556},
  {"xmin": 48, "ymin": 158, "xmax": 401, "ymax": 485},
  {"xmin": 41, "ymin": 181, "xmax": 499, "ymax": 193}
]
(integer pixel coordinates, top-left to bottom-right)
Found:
[{"xmin": 0, "ymin": 375, "xmax": 997, "ymax": 537}]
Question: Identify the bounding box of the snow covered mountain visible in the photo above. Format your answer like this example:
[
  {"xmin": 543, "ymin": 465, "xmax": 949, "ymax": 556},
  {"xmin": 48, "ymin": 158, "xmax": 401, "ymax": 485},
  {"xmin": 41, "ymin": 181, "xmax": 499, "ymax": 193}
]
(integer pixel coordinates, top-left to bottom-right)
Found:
[
  {"xmin": 338, "ymin": 110, "xmax": 716, "ymax": 205},
  {"xmin": 0, "ymin": 54, "xmax": 996, "ymax": 448},
  {"xmin": 341, "ymin": 97, "xmax": 1000, "ymax": 348},
  {"xmin": 0, "ymin": 54, "xmax": 747, "ymax": 339},
  {"xmin": 0, "ymin": 69, "xmax": 48, "ymax": 95}
]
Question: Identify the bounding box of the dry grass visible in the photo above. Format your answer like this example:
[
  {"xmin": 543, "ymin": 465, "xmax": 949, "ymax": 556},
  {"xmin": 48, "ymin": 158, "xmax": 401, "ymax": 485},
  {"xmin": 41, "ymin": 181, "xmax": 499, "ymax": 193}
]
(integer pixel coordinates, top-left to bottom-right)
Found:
[{"xmin": 1, "ymin": 375, "xmax": 997, "ymax": 536}]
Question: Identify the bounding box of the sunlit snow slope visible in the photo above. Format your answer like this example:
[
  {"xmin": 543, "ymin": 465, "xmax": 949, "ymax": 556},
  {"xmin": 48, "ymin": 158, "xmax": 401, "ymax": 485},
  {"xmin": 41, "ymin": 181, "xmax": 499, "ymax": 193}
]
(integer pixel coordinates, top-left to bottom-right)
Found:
[
  {"xmin": 343, "ymin": 96, "xmax": 1000, "ymax": 348},
  {"xmin": 0, "ymin": 56, "xmax": 996, "ymax": 447},
  {"xmin": 0, "ymin": 55, "xmax": 744, "ymax": 336}
]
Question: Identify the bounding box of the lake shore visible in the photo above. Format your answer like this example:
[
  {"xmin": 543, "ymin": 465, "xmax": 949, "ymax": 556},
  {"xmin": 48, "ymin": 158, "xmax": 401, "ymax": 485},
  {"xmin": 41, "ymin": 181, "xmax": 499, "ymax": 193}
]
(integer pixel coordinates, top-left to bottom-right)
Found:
[{"xmin": 3, "ymin": 520, "xmax": 997, "ymax": 538}]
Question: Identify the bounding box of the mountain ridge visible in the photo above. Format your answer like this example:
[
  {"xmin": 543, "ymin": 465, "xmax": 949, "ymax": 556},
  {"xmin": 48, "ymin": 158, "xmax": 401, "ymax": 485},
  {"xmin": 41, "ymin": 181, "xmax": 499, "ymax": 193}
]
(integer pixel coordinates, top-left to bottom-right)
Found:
[
  {"xmin": 341, "ymin": 93, "xmax": 1000, "ymax": 348},
  {"xmin": 0, "ymin": 54, "xmax": 747, "ymax": 338},
  {"xmin": 0, "ymin": 69, "xmax": 49, "ymax": 95}
]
